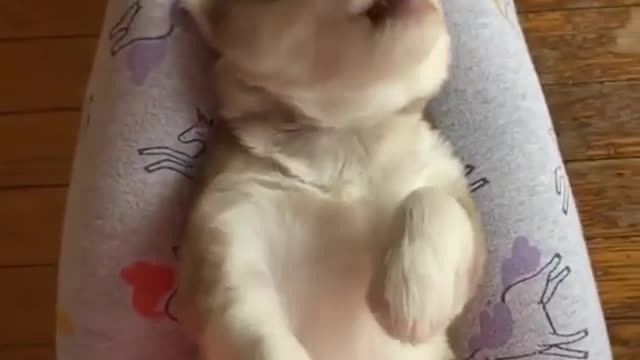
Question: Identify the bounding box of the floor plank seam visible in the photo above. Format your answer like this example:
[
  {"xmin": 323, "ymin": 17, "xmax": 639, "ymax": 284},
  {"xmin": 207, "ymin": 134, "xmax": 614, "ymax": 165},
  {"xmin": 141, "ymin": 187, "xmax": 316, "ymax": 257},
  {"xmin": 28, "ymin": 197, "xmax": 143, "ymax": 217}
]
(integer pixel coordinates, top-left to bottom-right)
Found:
[
  {"xmin": 0, "ymin": 184, "xmax": 69, "ymax": 192},
  {"xmin": 0, "ymin": 34, "xmax": 98, "ymax": 43},
  {"xmin": 587, "ymin": 235, "xmax": 640, "ymax": 242},
  {"xmin": 0, "ymin": 264, "xmax": 57, "ymax": 270},
  {"xmin": 517, "ymin": 4, "xmax": 640, "ymax": 14},
  {"xmin": 0, "ymin": 107, "xmax": 81, "ymax": 117},
  {"xmin": 564, "ymin": 156, "xmax": 640, "ymax": 164},
  {"xmin": 0, "ymin": 343, "xmax": 52, "ymax": 350},
  {"xmin": 539, "ymin": 77, "xmax": 640, "ymax": 88},
  {"xmin": 543, "ymin": 80, "xmax": 640, "ymax": 88}
]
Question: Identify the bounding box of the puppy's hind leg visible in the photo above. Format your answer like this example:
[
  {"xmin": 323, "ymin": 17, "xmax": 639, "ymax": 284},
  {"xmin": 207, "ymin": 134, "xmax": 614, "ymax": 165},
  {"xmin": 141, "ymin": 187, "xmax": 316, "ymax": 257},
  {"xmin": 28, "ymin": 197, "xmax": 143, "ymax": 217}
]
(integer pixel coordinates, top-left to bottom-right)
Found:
[
  {"xmin": 370, "ymin": 187, "xmax": 485, "ymax": 345},
  {"xmin": 175, "ymin": 196, "xmax": 311, "ymax": 360}
]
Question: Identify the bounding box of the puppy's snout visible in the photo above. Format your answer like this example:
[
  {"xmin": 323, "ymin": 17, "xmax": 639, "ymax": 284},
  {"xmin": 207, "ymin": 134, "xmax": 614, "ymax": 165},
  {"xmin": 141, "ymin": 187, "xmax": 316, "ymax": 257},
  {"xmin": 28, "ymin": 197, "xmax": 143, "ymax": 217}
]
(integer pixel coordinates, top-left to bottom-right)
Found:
[
  {"xmin": 385, "ymin": 0, "xmax": 416, "ymax": 12},
  {"xmin": 363, "ymin": 0, "xmax": 433, "ymax": 25}
]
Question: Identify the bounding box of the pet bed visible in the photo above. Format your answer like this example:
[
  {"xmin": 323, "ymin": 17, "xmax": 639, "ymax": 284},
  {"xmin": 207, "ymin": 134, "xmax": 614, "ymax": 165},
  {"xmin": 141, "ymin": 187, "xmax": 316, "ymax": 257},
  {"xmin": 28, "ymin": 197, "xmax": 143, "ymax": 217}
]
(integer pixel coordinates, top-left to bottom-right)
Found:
[{"xmin": 56, "ymin": 0, "xmax": 613, "ymax": 359}]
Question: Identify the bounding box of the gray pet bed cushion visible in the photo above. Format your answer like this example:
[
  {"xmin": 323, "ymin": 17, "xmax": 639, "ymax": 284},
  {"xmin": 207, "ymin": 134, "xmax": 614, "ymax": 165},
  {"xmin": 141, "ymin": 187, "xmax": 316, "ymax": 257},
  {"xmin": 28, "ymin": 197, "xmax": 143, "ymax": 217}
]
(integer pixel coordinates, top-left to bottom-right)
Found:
[{"xmin": 56, "ymin": 0, "xmax": 612, "ymax": 359}]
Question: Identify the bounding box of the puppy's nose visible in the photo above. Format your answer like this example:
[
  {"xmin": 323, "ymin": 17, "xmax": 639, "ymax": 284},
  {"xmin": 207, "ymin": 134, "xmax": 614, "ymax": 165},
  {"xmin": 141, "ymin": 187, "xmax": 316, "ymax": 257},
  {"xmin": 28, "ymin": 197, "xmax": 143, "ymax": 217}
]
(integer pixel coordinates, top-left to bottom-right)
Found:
[
  {"xmin": 389, "ymin": 0, "xmax": 435, "ymax": 17},
  {"xmin": 388, "ymin": 0, "xmax": 414, "ymax": 11},
  {"xmin": 365, "ymin": 0, "xmax": 432, "ymax": 24}
]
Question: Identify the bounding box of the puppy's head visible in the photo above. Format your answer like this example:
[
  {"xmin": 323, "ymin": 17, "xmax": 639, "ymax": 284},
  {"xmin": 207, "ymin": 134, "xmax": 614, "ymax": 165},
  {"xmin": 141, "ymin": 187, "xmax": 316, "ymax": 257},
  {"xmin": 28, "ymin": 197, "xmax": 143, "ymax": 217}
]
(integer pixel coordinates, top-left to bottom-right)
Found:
[{"xmin": 185, "ymin": 0, "xmax": 450, "ymax": 127}]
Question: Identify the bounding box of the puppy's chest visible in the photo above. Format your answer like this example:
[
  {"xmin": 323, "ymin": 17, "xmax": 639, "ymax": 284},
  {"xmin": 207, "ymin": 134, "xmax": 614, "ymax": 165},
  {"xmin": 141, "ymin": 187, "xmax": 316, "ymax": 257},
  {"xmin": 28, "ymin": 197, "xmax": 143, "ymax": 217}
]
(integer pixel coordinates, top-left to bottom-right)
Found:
[
  {"xmin": 280, "ymin": 127, "xmax": 432, "ymax": 205},
  {"xmin": 318, "ymin": 158, "xmax": 417, "ymax": 205}
]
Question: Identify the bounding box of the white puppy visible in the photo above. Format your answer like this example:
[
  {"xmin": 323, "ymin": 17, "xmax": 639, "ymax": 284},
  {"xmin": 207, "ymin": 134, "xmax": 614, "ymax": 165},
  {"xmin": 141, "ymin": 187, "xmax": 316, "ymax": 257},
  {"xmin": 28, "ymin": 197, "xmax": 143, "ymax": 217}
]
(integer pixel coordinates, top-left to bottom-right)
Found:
[{"xmin": 175, "ymin": 0, "xmax": 487, "ymax": 359}]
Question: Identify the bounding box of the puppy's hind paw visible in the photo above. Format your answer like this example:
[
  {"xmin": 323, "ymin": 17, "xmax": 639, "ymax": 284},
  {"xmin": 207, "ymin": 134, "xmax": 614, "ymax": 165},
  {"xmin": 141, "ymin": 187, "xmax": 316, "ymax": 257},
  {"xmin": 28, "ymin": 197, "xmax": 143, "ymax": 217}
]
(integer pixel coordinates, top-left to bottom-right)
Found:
[
  {"xmin": 369, "ymin": 187, "xmax": 475, "ymax": 345},
  {"xmin": 374, "ymin": 242, "xmax": 454, "ymax": 345}
]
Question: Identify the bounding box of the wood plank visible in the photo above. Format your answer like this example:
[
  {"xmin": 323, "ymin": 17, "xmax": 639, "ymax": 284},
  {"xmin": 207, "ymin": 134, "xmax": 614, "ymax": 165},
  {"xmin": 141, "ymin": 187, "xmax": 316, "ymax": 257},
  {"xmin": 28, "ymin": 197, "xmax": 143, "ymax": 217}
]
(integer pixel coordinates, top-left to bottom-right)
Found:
[
  {"xmin": 3, "ymin": 9, "xmax": 635, "ymax": 113},
  {"xmin": 568, "ymin": 159, "xmax": 640, "ymax": 238},
  {"xmin": 609, "ymin": 319, "xmax": 640, "ymax": 360},
  {"xmin": 1, "ymin": 6, "xmax": 638, "ymax": 116},
  {"xmin": 0, "ymin": 162, "xmax": 634, "ymax": 249},
  {"xmin": 0, "ymin": 187, "xmax": 66, "ymax": 266},
  {"xmin": 520, "ymin": 7, "xmax": 640, "ymax": 84},
  {"xmin": 0, "ymin": 346, "xmax": 54, "ymax": 360},
  {"xmin": 0, "ymin": 8, "xmax": 636, "ymax": 114},
  {"xmin": 589, "ymin": 237, "xmax": 640, "ymax": 319},
  {"xmin": 0, "ymin": 37, "xmax": 96, "ymax": 113},
  {"xmin": 546, "ymin": 82, "xmax": 640, "ymax": 161},
  {"xmin": 0, "ymin": 81, "xmax": 636, "ymax": 182},
  {"xmin": 0, "ymin": 264, "xmax": 635, "ymax": 356},
  {"xmin": 516, "ymin": 0, "xmax": 640, "ymax": 11},
  {"xmin": 0, "ymin": 266, "xmax": 56, "ymax": 347},
  {"xmin": 0, "ymin": 112, "xmax": 79, "ymax": 188},
  {"xmin": 0, "ymin": 0, "xmax": 106, "ymax": 39}
]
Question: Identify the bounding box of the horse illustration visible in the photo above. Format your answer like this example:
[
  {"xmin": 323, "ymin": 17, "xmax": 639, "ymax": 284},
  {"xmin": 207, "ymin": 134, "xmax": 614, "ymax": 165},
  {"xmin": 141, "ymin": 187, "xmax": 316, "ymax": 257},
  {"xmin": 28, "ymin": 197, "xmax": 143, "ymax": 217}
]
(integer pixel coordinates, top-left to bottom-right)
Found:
[
  {"xmin": 138, "ymin": 108, "xmax": 215, "ymax": 179},
  {"xmin": 465, "ymin": 237, "xmax": 589, "ymax": 359}
]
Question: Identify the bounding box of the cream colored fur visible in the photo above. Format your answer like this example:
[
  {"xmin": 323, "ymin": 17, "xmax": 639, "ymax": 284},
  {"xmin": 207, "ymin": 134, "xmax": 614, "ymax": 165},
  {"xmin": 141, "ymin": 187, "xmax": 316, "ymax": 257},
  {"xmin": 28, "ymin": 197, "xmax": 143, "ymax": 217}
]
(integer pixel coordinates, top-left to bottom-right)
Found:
[{"xmin": 175, "ymin": 1, "xmax": 487, "ymax": 359}]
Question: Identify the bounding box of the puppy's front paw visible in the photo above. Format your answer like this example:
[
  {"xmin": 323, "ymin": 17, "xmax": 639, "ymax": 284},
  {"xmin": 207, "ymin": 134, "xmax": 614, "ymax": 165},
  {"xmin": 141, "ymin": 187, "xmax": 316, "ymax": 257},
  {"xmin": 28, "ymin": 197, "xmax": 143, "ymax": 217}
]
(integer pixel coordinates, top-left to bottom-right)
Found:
[
  {"xmin": 258, "ymin": 333, "xmax": 312, "ymax": 360},
  {"xmin": 369, "ymin": 187, "xmax": 476, "ymax": 345}
]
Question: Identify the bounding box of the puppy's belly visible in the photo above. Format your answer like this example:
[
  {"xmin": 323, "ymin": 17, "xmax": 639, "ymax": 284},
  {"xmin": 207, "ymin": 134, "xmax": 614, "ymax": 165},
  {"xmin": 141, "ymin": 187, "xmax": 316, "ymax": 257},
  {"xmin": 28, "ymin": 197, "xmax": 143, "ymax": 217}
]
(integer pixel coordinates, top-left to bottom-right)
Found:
[
  {"xmin": 282, "ymin": 262, "xmax": 450, "ymax": 360},
  {"xmin": 265, "ymin": 192, "xmax": 449, "ymax": 360}
]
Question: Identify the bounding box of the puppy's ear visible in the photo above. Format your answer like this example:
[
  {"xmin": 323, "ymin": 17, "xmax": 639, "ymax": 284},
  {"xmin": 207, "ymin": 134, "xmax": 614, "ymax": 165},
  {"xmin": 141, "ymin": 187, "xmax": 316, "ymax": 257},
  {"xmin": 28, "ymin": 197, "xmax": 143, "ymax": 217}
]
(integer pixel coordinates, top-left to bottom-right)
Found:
[{"xmin": 181, "ymin": 0, "xmax": 221, "ymax": 48}]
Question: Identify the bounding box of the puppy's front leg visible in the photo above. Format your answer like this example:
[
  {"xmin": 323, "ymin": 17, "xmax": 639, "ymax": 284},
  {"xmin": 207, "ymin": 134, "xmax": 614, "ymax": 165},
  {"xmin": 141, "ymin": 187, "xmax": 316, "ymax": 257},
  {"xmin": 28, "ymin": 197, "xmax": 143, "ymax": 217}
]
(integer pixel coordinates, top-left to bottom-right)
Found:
[
  {"xmin": 372, "ymin": 187, "xmax": 485, "ymax": 345},
  {"xmin": 175, "ymin": 193, "xmax": 311, "ymax": 360}
]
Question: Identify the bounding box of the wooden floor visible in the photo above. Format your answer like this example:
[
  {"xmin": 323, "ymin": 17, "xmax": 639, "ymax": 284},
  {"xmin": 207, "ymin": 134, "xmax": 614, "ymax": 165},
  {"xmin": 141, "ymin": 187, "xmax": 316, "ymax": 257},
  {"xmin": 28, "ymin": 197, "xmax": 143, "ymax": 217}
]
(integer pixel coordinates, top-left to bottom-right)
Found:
[{"xmin": 0, "ymin": 0, "xmax": 639, "ymax": 358}]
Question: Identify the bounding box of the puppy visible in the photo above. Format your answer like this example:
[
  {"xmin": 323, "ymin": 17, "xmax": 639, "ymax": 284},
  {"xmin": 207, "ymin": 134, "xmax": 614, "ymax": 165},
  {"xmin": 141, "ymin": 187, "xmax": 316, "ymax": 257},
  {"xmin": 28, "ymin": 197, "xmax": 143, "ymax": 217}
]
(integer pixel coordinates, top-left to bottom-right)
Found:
[{"xmin": 175, "ymin": 1, "xmax": 487, "ymax": 359}]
